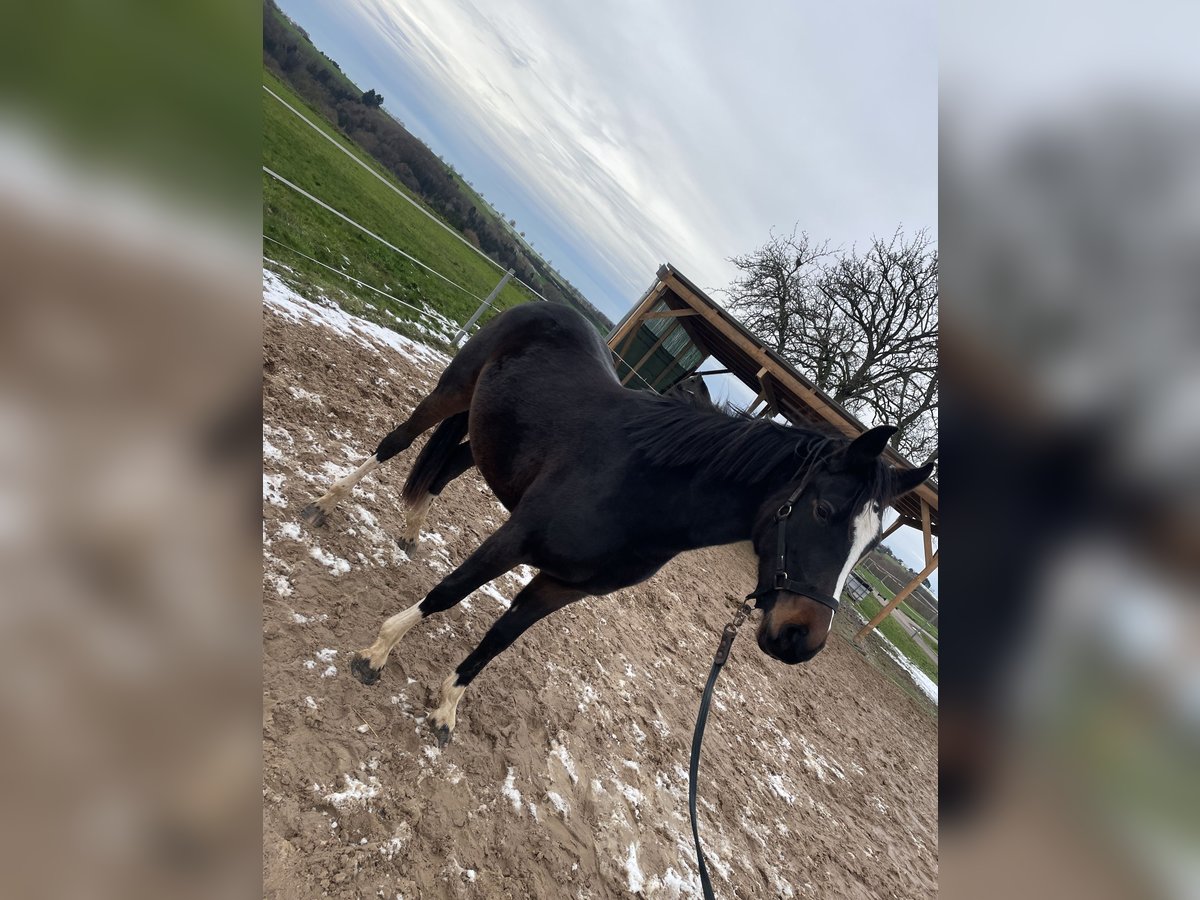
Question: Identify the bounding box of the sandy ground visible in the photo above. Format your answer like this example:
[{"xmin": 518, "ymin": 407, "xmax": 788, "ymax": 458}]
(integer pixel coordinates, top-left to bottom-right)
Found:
[{"xmin": 261, "ymin": 270, "xmax": 937, "ymax": 899}]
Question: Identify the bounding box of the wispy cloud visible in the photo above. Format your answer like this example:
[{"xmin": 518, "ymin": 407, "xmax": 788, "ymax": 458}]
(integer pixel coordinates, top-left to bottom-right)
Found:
[{"xmin": 283, "ymin": 0, "xmax": 935, "ymax": 312}]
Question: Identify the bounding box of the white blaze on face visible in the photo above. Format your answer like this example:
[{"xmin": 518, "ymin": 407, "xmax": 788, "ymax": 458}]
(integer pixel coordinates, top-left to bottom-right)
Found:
[{"xmin": 832, "ymin": 501, "xmax": 882, "ymax": 609}]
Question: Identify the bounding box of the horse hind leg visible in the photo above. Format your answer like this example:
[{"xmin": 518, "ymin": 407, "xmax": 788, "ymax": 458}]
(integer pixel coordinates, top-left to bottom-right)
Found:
[
  {"xmin": 299, "ymin": 333, "xmax": 490, "ymax": 527},
  {"xmin": 429, "ymin": 574, "xmax": 585, "ymax": 746},
  {"xmin": 397, "ymin": 426, "xmax": 474, "ymax": 554}
]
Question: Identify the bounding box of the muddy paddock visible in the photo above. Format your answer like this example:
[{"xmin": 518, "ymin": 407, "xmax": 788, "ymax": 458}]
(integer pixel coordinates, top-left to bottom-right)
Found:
[{"xmin": 261, "ymin": 271, "xmax": 937, "ymax": 899}]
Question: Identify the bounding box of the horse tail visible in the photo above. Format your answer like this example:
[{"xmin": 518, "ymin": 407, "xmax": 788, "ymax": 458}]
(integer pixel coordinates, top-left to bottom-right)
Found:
[{"xmin": 402, "ymin": 412, "xmax": 469, "ymax": 508}]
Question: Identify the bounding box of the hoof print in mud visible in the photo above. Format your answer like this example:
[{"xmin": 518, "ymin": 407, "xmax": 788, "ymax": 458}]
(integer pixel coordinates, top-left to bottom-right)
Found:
[
  {"xmin": 350, "ymin": 655, "xmax": 382, "ymax": 685},
  {"xmin": 434, "ymin": 724, "xmax": 453, "ymax": 748},
  {"xmin": 300, "ymin": 503, "xmax": 328, "ymax": 528}
]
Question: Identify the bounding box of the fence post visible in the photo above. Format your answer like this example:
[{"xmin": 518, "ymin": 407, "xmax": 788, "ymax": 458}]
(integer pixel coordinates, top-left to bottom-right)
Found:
[{"xmin": 454, "ymin": 269, "xmax": 514, "ymax": 345}]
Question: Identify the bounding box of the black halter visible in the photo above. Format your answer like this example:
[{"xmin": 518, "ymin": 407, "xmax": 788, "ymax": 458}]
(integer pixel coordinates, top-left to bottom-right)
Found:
[{"xmin": 744, "ymin": 458, "xmax": 840, "ymax": 613}]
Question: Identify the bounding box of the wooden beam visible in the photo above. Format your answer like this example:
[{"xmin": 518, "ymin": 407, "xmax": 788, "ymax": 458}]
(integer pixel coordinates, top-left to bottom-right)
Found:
[
  {"xmin": 878, "ymin": 516, "xmax": 906, "ymax": 543},
  {"xmin": 607, "ymin": 282, "xmax": 664, "ymax": 354},
  {"xmin": 610, "ymin": 315, "xmax": 647, "ymax": 373},
  {"xmin": 756, "ymin": 367, "xmax": 782, "ymax": 417},
  {"xmin": 620, "ymin": 319, "xmax": 681, "ymax": 386},
  {"xmin": 642, "ymin": 308, "xmax": 700, "ymax": 320},
  {"xmin": 854, "ymin": 552, "xmax": 938, "ymax": 641},
  {"xmin": 920, "ymin": 499, "xmax": 934, "ymax": 566}
]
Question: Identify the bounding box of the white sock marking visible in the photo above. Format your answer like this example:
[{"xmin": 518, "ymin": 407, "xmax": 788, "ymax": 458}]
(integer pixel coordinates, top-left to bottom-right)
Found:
[
  {"xmin": 432, "ymin": 673, "xmax": 466, "ymax": 731},
  {"xmin": 364, "ymin": 601, "xmax": 422, "ymax": 668}
]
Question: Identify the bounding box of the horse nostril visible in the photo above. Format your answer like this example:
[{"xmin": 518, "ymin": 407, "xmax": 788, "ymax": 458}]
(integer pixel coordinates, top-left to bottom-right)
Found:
[{"xmin": 780, "ymin": 624, "xmax": 809, "ymax": 650}]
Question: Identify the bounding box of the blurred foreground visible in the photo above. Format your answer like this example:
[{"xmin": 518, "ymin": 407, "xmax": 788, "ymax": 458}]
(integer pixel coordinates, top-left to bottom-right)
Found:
[
  {"xmin": 941, "ymin": 2, "xmax": 1200, "ymax": 897},
  {"xmin": 0, "ymin": 3, "xmax": 261, "ymax": 898}
]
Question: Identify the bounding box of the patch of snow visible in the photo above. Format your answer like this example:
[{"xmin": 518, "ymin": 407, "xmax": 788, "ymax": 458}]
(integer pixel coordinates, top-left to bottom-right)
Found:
[
  {"xmin": 797, "ymin": 735, "xmax": 845, "ymax": 782},
  {"xmin": 278, "ymin": 521, "xmax": 303, "ymax": 541},
  {"xmin": 624, "ymin": 844, "xmax": 645, "ymax": 893},
  {"xmin": 310, "ymin": 544, "xmax": 351, "ymax": 576},
  {"xmin": 263, "ymin": 438, "xmax": 283, "ymax": 462},
  {"xmin": 613, "ymin": 778, "xmax": 644, "ymax": 808},
  {"xmin": 316, "ymin": 648, "xmax": 337, "ymax": 662},
  {"xmin": 379, "ymin": 823, "xmax": 412, "ymax": 860},
  {"xmin": 321, "ymin": 666, "xmax": 337, "ymax": 678},
  {"xmin": 287, "ymin": 385, "xmax": 324, "ymax": 406},
  {"xmin": 501, "ymin": 767, "xmax": 523, "ymax": 813},
  {"xmin": 510, "ymin": 564, "xmax": 535, "ymax": 587},
  {"xmin": 577, "ymin": 683, "xmax": 598, "ymax": 711},
  {"xmin": 477, "ymin": 583, "xmax": 511, "ymax": 609},
  {"xmin": 545, "ymin": 791, "xmax": 569, "ymax": 817},
  {"xmin": 325, "ymin": 773, "xmax": 380, "ymax": 808},
  {"xmin": 268, "ymin": 573, "xmax": 293, "ymax": 597},
  {"xmin": 263, "ymin": 473, "xmax": 287, "ymax": 507},
  {"xmin": 652, "ymin": 867, "xmax": 701, "ymax": 898},
  {"xmin": 304, "ymin": 696, "xmax": 318, "ymax": 709},
  {"xmin": 550, "ymin": 740, "xmax": 578, "ymax": 784},
  {"xmin": 875, "ymin": 632, "xmax": 939, "ymax": 703},
  {"xmin": 767, "ymin": 773, "xmax": 798, "ymax": 805},
  {"xmin": 263, "ymin": 269, "xmax": 450, "ymax": 370}
]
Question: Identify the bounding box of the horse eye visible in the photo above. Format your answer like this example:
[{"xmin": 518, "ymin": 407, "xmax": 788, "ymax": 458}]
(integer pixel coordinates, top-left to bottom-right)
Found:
[{"xmin": 814, "ymin": 500, "xmax": 834, "ymax": 523}]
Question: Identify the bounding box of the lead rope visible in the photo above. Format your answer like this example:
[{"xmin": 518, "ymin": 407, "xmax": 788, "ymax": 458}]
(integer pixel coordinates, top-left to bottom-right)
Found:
[
  {"xmin": 687, "ymin": 446, "xmax": 837, "ymax": 899},
  {"xmin": 689, "ymin": 597, "xmax": 754, "ymax": 900}
]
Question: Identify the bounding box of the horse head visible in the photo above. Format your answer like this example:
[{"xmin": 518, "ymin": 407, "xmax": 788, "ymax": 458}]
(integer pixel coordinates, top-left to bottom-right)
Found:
[{"xmin": 750, "ymin": 426, "xmax": 934, "ymax": 664}]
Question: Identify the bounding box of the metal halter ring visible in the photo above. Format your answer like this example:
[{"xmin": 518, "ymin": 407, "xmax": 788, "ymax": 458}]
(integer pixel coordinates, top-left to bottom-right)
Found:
[{"xmin": 775, "ymin": 503, "xmax": 793, "ymax": 520}]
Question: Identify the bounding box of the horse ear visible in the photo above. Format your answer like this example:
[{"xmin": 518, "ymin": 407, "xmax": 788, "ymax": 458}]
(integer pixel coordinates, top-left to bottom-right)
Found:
[
  {"xmin": 845, "ymin": 426, "xmax": 897, "ymax": 467},
  {"xmin": 890, "ymin": 462, "xmax": 935, "ymax": 498}
]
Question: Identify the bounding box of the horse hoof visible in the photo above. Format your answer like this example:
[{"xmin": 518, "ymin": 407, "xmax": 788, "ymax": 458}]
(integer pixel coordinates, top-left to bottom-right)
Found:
[
  {"xmin": 300, "ymin": 503, "xmax": 328, "ymax": 528},
  {"xmin": 350, "ymin": 654, "xmax": 382, "ymax": 685},
  {"xmin": 434, "ymin": 725, "xmax": 453, "ymax": 748},
  {"xmin": 396, "ymin": 537, "xmax": 416, "ymax": 555}
]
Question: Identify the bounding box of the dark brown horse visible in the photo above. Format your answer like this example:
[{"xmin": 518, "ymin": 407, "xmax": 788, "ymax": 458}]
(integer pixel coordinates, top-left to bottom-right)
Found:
[{"xmin": 301, "ymin": 302, "xmax": 932, "ymax": 743}]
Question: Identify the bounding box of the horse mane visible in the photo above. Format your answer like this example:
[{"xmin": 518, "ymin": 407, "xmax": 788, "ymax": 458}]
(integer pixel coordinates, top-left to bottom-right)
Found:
[
  {"xmin": 627, "ymin": 393, "xmax": 903, "ymax": 510},
  {"xmin": 626, "ymin": 393, "xmax": 847, "ymax": 484}
]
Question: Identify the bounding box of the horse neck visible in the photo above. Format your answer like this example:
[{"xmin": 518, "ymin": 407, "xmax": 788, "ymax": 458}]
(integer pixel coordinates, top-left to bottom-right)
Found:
[{"xmin": 681, "ymin": 468, "xmax": 785, "ymax": 549}]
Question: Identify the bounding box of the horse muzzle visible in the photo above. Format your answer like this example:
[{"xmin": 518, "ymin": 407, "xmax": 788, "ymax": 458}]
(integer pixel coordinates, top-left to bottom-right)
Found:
[{"xmin": 756, "ymin": 596, "xmax": 831, "ymax": 664}]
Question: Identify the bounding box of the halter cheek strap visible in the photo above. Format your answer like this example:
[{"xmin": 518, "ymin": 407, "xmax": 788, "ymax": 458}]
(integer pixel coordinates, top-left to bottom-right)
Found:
[{"xmin": 746, "ymin": 468, "xmax": 841, "ymax": 613}]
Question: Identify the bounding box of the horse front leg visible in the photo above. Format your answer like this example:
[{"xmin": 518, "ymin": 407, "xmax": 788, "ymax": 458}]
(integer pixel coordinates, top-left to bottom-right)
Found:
[
  {"xmin": 429, "ymin": 574, "xmax": 585, "ymax": 746},
  {"xmin": 349, "ymin": 521, "xmax": 526, "ymax": 684}
]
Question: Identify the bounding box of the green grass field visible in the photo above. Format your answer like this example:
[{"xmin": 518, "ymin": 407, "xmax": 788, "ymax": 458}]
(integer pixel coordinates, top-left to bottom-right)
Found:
[
  {"xmin": 852, "ymin": 595, "xmax": 939, "ymax": 684},
  {"xmin": 262, "ymin": 70, "xmax": 531, "ymax": 349},
  {"xmin": 857, "ymin": 568, "xmax": 939, "ymax": 640}
]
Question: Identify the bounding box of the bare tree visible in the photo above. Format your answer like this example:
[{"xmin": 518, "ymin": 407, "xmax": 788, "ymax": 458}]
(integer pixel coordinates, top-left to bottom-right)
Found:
[
  {"xmin": 723, "ymin": 228, "xmax": 831, "ymax": 355},
  {"xmin": 722, "ymin": 228, "xmax": 938, "ymax": 462}
]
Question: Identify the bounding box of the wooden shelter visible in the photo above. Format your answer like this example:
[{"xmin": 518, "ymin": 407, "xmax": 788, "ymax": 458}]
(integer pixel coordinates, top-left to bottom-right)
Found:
[{"xmin": 608, "ymin": 264, "xmax": 939, "ymax": 641}]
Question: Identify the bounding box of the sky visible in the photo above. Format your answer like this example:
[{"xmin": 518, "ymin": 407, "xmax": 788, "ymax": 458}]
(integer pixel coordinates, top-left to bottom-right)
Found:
[{"xmin": 275, "ymin": 0, "xmax": 937, "ymax": 592}]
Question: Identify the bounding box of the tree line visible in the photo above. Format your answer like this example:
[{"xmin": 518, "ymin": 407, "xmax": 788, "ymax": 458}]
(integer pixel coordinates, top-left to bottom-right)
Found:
[{"xmin": 262, "ymin": 0, "xmax": 612, "ymax": 332}]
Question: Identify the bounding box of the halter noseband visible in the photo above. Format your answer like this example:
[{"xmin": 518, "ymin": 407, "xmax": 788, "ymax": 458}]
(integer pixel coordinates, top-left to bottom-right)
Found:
[{"xmin": 744, "ymin": 460, "xmax": 841, "ymax": 613}]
